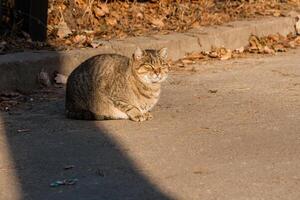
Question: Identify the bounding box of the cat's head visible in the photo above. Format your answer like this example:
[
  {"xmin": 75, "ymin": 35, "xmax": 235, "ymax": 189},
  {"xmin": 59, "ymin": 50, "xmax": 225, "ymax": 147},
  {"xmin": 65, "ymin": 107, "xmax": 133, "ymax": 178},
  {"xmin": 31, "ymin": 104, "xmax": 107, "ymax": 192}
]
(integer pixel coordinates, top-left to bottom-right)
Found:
[{"xmin": 132, "ymin": 47, "xmax": 169, "ymax": 84}]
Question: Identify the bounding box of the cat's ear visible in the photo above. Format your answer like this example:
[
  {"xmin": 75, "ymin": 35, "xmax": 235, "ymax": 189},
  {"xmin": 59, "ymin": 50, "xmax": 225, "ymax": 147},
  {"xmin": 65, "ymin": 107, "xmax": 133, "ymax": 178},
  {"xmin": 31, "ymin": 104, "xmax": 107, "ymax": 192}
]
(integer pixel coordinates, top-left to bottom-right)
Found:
[
  {"xmin": 133, "ymin": 47, "xmax": 143, "ymax": 61},
  {"xmin": 158, "ymin": 47, "xmax": 168, "ymax": 60}
]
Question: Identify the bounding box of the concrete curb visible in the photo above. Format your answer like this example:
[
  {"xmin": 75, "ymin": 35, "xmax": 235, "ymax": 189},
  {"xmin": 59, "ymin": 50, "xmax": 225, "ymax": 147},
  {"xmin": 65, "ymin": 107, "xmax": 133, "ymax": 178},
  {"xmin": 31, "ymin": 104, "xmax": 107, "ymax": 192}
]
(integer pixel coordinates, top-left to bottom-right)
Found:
[{"xmin": 0, "ymin": 16, "xmax": 297, "ymax": 92}]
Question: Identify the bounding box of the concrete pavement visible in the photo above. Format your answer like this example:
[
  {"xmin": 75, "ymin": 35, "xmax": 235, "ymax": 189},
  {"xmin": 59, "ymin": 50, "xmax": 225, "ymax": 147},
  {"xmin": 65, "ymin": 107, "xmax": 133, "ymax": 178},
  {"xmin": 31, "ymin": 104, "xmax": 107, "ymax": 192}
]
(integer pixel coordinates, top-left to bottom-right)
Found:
[{"xmin": 0, "ymin": 49, "xmax": 300, "ymax": 199}]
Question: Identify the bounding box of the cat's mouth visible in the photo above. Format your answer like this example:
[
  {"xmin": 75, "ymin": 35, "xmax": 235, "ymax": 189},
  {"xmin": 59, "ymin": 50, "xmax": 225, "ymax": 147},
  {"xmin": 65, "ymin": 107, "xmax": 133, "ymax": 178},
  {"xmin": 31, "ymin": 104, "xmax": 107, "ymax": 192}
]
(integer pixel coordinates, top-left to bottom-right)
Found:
[
  {"xmin": 151, "ymin": 76, "xmax": 167, "ymax": 83},
  {"xmin": 151, "ymin": 80, "xmax": 160, "ymax": 83},
  {"xmin": 142, "ymin": 74, "xmax": 167, "ymax": 84},
  {"xmin": 151, "ymin": 76, "xmax": 162, "ymax": 83}
]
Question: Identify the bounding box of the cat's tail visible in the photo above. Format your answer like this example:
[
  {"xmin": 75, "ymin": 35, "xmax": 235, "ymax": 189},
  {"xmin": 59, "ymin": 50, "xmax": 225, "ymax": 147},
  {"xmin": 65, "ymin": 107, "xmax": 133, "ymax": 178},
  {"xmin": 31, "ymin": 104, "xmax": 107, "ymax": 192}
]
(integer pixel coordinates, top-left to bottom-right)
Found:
[{"xmin": 65, "ymin": 109, "xmax": 109, "ymax": 120}]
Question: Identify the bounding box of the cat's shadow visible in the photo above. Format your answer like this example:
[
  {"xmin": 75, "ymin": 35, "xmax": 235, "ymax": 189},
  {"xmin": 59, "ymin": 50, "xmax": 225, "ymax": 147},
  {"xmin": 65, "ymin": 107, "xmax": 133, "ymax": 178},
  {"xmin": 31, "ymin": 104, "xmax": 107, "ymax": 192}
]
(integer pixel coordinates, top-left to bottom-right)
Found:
[{"xmin": 2, "ymin": 96, "xmax": 173, "ymax": 200}]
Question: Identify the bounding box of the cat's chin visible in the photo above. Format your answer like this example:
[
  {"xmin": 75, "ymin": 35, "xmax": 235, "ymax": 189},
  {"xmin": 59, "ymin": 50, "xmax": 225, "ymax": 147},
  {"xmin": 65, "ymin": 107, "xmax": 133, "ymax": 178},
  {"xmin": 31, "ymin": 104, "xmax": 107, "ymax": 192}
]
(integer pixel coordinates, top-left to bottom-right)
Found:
[
  {"xmin": 151, "ymin": 80, "xmax": 160, "ymax": 84},
  {"xmin": 141, "ymin": 79, "xmax": 159, "ymax": 85},
  {"xmin": 150, "ymin": 78, "xmax": 165, "ymax": 84}
]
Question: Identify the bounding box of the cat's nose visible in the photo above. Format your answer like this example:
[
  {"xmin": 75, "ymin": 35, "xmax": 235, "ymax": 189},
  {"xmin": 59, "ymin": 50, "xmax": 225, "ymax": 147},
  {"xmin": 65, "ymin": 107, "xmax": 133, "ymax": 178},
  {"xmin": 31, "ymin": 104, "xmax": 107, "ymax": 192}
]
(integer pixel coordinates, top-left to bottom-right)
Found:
[{"xmin": 154, "ymin": 69, "xmax": 161, "ymax": 74}]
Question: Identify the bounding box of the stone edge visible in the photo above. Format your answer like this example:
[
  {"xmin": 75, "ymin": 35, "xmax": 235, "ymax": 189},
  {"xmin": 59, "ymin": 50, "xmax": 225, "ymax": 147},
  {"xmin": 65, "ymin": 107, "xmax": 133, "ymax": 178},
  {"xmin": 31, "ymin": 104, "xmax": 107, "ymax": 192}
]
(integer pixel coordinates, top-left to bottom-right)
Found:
[{"xmin": 0, "ymin": 16, "xmax": 297, "ymax": 92}]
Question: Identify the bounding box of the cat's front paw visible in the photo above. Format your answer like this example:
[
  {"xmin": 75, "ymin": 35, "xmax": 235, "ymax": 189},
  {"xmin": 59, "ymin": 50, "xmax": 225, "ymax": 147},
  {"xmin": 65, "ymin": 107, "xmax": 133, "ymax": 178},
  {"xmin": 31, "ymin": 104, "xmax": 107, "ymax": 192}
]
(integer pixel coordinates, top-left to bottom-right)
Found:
[
  {"xmin": 144, "ymin": 112, "xmax": 153, "ymax": 121},
  {"xmin": 130, "ymin": 114, "xmax": 147, "ymax": 122},
  {"xmin": 130, "ymin": 113, "xmax": 153, "ymax": 122}
]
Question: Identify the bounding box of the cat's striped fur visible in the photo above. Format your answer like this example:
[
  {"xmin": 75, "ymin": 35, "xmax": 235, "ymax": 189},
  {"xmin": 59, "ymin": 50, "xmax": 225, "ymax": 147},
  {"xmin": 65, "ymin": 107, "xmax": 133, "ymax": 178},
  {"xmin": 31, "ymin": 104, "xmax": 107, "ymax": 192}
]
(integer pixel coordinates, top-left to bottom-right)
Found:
[{"xmin": 65, "ymin": 47, "xmax": 169, "ymax": 121}]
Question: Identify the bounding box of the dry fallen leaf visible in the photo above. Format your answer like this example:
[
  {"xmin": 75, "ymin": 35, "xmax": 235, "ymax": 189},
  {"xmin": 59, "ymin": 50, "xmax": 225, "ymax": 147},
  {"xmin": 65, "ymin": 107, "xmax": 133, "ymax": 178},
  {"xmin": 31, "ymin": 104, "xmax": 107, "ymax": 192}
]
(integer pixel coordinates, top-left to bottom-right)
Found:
[
  {"xmin": 263, "ymin": 46, "xmax": 275, "ymax": 54},
  {"xmin": 99, "ymin": 3, "xmax": 109, "ymax": 14},
  {"xmin": 72, "ymin": 35, "xmax": 87, "ymax": 44},
  {"xmin": 136, "ymin": 12, "xmax": 144, "ymax": 19},
  {"xmin": 208, "ymin": 51, "xmax": 218, "ymax": 58},
  {"xmin": 94, "ymin": 7, "xmax": 106, "ymax": 18},
  {"xmin": 149, "ymin": 18, "xmax": 165, "ymax": 28},
  {"xmin": 89, "ymin": 39, "xmax": 102, "ymax": 48},
  {"xmin": 249, "ymin": 35, "xmax": 264, "ymax": 52},
  {"xmin": 106, "ymin": 18, "xmax": 118, "ymax": 26},
  {"xmin": 208, "ymin": 89, "xmax": 218, "ymax": 93},
  {"xmin": 56, "ymin": 21, "xmax": 72, "ymax": 39},
  {"xmin": 54, "ymin": 73, "xmax": 68, "ymax": 84},
  {"xmin": 185, "ymin": 52, "xmax": 206, "ymax": 60},
  {"xmin": 273, "ymin": 44, "xmax": 286, "ymax": 52},
  {"xmin": 268, "ymin": 34, "xmax": 280, "ymax": 42},
  {"xmin": 75, "ymin": 0, "xmax": 86, "ymax": 9},
  {"xmin": 38, "ymin": 71, "xmax": 51, "ymax": 87},
  {"xmin": 235, "ymin": 46, "xmax": 245, "ymax": 53},
  {"xmin": 294, "ymin": 36, "xmax": 300, "ymax": 45},
  {"xmin": 273, "ymin": 11, "xmax": 281, "ymax": 17},
  {"xmin": 180, "ymin": 59, "xmax": 195, "ymax": 65},
  {"xmin": 191, "ymin": 21, "xmax": 201, "ymax": 28},
  {"xmin": 288, "ymin": 40, "xmax": 296, "ymax": 48},
  {"xmin": 220, "ymin": 49, "xmax": 232, "ymax": 60}
]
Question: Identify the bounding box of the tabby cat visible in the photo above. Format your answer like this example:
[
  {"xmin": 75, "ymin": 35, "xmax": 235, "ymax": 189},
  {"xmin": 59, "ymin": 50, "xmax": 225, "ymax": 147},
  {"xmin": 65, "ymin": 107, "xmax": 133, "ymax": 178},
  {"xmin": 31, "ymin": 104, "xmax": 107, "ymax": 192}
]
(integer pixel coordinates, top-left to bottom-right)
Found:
[{"xmin": 65, "ymin": 47, "xmax": 169, "ymax": 122}]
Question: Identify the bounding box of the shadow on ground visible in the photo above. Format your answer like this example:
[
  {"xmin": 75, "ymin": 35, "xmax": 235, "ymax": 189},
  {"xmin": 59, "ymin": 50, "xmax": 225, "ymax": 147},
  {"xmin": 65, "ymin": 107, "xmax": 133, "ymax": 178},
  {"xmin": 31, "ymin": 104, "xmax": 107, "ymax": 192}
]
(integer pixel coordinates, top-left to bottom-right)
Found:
[{"xmin": 0, "ymin": 50, "xmax": 173, "ymax": 200}]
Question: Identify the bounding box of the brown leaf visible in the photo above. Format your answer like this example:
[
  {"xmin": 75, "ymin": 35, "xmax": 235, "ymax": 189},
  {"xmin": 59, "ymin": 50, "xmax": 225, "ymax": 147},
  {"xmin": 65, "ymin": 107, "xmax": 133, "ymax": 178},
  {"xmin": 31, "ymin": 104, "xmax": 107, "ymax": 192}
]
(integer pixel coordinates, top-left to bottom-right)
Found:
[
  {"xmin": 263, "ymin": 46, "xmax": 275, "ymax": 54},
  {"xmin": 99, "ymin": 4, "xmax": 110, "ymax": 14},
  {"xmin": 220, "ymin": 49, "xmax": 232, "ymax": 60},
  {"xmin": 56, "ymin": 21, "xmax": 72, "ymax": 39},
  {"xmin": 288, "ymin": 40, "xmax": 296, "ymax": 48},
  {"xmin": 149, "ymin": 18, "xmax": 164, "ymax": 28},
  {"xmin": 136, "ymin": 12, "xmax": 144, "ymax": 19},
  {"xmin": 191, "ymin": 21, "xmax": 201, "ymax": 28},
  {"xmin": 273, "ymin": 11, "xmax": 281, "ymax": 17},
  {"xmin": 89, "ymin": 40, "xmax": 102, "ymax": 48},
  {"xmin": 75, "ymin": 0, "xmax": 86, "ymax": 9},
  {"xmin": 54, "ymin": 73, "xmax": 68, "ymax": 84},
  {"xmin": 180, "ymin": 59, "xmax": 195, "ymax": 65},
  {"xmin": 185, "ymin": 52, "xmax": 206, "ymax": 60},
  {"xmin": 72, "ymin": 35, "xmax": 87, "ymax": 44},
  {"xmin": 235, "ymin": 46, "xmax": 244, "ymax": 54},
  {"xmin": 38, "ymin": 71, "xmax": 51, "ymax": 87},
  {"xmin": 249, "ymin": 35, "xmax": 264, "ymax": 52},
  {"xmin": 106, "ymin": 18, "xmax": 118, "ymax": 27},
  {"xmin": 208, "ymin": 51, "xmax": 218, "ymax": 58},
  {"xmin": 94, "ymin": 7, "xmax": 106, "ymax": 18},
  {"xmin": 272, "ymin": 44, "xmax": 286, "ymax": 52},
  {"xmin": 294, "ymin": 36, "xmax": 300, "ymax": 45},
  {"xmin": 268, "ymin": 34, "xmax": 280, "ymax": 42}
]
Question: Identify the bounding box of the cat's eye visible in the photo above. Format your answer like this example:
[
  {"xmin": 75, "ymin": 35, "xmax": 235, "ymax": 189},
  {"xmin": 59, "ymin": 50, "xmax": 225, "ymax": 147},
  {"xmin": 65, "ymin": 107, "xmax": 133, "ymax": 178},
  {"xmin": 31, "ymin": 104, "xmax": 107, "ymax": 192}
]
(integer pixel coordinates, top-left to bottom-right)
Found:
[
  {"xmin": 161, "ymin": 65, "xmax": 169, "ymax": 69},
  {"xmin": 144, "ymin": 64, "xmax": 155, "ymax": 70}
]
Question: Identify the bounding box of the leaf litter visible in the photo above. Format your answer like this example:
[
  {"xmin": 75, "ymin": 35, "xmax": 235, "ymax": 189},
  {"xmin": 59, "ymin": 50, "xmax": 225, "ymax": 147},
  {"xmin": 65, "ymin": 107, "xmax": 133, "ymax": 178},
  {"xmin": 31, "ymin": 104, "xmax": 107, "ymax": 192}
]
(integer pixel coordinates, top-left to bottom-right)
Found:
[
  {"xmin": 1, "ymin": 0, "xmax": 300, "ymax": 52},
  {"xmin": 47, "ymin": 0, "xmax": 300, "ymax": 49},
  {"xmin": 172, "ymin": 32, "xmax": 300, "ymax": 70}
]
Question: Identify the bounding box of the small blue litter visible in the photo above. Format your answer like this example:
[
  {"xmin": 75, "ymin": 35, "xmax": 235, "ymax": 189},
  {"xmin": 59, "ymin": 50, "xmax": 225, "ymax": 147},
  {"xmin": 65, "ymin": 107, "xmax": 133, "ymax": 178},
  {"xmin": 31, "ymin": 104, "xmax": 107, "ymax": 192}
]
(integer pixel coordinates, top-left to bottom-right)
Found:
[{"xmin": 50, "ymin": 178, "xmax": 78, "ymax": 187}]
